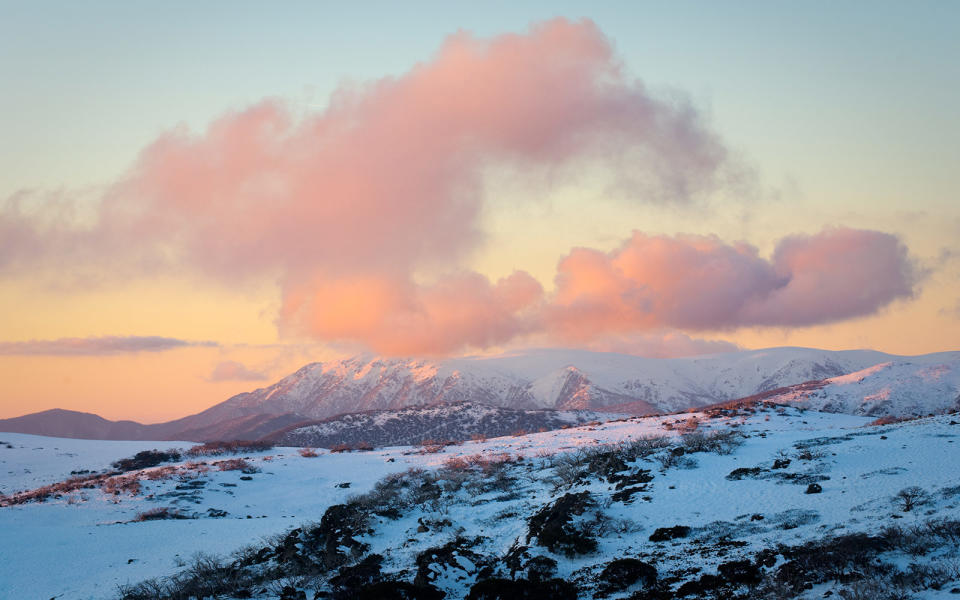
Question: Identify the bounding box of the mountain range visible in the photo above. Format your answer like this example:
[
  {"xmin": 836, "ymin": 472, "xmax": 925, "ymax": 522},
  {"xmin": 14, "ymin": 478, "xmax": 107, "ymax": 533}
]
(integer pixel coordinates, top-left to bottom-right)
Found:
[{"xmin": 2, "ymin": 346, "xmax": 958, "ymax": 443}]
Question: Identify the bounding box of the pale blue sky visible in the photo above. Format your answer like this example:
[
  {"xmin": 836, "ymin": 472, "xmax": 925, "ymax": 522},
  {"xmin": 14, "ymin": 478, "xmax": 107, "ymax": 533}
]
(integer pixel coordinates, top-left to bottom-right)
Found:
[{"xmin": 2, "ymin": 0, "xmax": 957, "ymax": 214}]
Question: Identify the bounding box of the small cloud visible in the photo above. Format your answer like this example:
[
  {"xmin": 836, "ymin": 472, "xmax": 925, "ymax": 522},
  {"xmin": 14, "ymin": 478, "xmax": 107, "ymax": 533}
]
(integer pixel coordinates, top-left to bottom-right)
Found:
[
  {"xmin": 206, "ymin": 360, "xmax": 269, "ymax": 382},
  {"xmin": 0, "ymin": 336, "xmax": 217, "ymax": 356},
  {"xmin": 586, "ymin": 331, "xmax": 742, "ymax": 358},
  {"xmin": 940, "ymin": 300, "xmax": 960, "ymax": 319}
]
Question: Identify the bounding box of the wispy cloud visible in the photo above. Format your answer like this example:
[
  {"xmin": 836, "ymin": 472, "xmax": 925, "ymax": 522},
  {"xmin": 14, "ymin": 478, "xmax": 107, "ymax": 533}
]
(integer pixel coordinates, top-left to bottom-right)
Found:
[
  {"xmin": 0, "ymin": 336, "xmax": 217, "ymax": 356},
  {"xmin": 206, "ymin": 360, "xmax": 269, "ymax": 382}
]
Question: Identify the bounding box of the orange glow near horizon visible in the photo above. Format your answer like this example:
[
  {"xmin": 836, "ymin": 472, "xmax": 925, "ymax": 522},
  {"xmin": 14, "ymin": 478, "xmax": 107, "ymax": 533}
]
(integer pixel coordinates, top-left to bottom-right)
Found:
[{"xmin": 1, "ymin": 17, "xmax": 958, "ymax": 423}]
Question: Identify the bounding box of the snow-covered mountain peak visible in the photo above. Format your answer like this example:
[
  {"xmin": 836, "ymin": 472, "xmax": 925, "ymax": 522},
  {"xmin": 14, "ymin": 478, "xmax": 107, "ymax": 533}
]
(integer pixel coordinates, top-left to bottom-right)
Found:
[{"xmin": 200, "ymin": 347, "xmax": 958, "ymax": 425}]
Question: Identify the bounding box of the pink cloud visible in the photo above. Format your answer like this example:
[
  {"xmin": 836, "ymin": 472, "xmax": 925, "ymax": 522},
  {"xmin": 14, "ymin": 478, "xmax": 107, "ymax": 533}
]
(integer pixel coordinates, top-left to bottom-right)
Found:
[
  {"xmin": 0, "ymin": 20, "xmax": 922, "ymax": 356},
  {"xmin": 546, "ymin": 228, "xmax": 918, "ymax": 340},
  {"xmin": 207, "ymin": 360, "xmax": 269, "ymax": 382},
  {"xmin": 280, "ymin": 271, "xmax": 543, "ymax": 356}
]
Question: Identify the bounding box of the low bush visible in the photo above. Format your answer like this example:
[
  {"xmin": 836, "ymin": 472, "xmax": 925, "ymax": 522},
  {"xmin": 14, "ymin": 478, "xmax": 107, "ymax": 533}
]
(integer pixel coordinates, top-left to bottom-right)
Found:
[
  {"xmin": 112, "ymin": 449, "xmax": 182, "ymax": 472},
  {"xmin": 186, "ymin": 440, "xmax": 273, "ymax": 457},
  {"xmin": 134, "ymin": 507, "xmax": 192, "ymax": 522},
  {"xmin": 215, "ymin": 458, "xmax": 257, "ymax": 472}
]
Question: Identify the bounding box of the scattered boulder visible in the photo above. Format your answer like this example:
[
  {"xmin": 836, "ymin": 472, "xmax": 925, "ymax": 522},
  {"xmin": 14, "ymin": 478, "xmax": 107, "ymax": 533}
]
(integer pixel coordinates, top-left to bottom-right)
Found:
[
  {"xmin": 726, "ymin": 467, "xmax": 765, "ymax": 480},
  {"xmin": 598, "ymin": 558, "xmax": 657, "ymax": 593},
  {"xmin": 524, "ymin": 555, "xmax": 558, "ymax": 582},
  {"xmin": 649, "ymin": 525, "xmax": 691, "ymax": 542},
  {"xmin": 466, "ymin": 577, "xmax": 578, "ymax": 600},
  {"xmin": 354, "ymin": 581, "xmax": 445, "ymax": 600},
  {"xmin": 805, "ymin": 483, "xmax": 823, "ymax": 494},
  {"xmin": 414, "ymin": 537, "xmax": 486, "ymax": 588},
  {"xmin": 675, "ymin": 574, "xmax": 723, "ymax": 597},
  {"xmin": 330, "ymin": 554, "xmax": 383, "ymax": 592},
  {"xmin": 717, "ymin": 560, "xmax": 761, "ymax": 585},
  {"xmin": 527, "ymin": 492, "xmax": 597, "ymax": 557},
  {"xmin": 279, "ymin": 585, "xmax": 307, "ymax": 600}
]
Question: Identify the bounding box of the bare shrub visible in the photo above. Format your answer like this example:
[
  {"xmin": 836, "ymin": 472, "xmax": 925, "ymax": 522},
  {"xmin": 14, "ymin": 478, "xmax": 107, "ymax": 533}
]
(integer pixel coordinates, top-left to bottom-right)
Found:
[
  {"xmin": 215, "ymin": 458, "xmax": 258, "ymax": 472},
  {"xmin": 134, "ymin": 507, "xmax": 192, "ymax": 522},
  {"xmin": 654, "ymin": 452, "xmax": 698, "ymax": 470},
  {"xmin": 865, "ymin": 416, "xmax": 902, "ymax": 427},
  {"xmin": 144, "ymin": 466, "xmax": 178, "ymax": 481},
  {"xmin": 417, "ymin": 439, "xmax": 456, "ymax": 454},
  {"xmin": 620, "ymin": 435, "xmax": 671, "ymax": 461},
  {"xmin": 796, "ymin": 447, "xmax": 827, "ymax": 461},
  {"xmin": 443, "ymin": 456, "xmax": 471, "ymax": 470},
  {"xmin": 893, "ymin": 486, "xmax": 931, "ymax": 512},
  {"xmin": 103, "ymin": 474, "xmax": 142, "ymax": 496},
  {"xmin": 298, "ymin": 448, "xmax": 319, "ymax": 458}
]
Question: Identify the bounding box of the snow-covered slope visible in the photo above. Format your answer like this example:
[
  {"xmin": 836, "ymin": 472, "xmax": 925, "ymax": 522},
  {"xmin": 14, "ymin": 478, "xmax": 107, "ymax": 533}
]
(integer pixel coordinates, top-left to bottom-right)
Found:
[
  {"xmin": 4, "ymin": 406, "xmax": 960, "ymax": 599},
  {"xmin": 769, "ymin": 353, "xmax": 960, "ymax": 417},
  {"xmin": 203, "ymin": 347, "xmax": 908, "ymax": 424}
]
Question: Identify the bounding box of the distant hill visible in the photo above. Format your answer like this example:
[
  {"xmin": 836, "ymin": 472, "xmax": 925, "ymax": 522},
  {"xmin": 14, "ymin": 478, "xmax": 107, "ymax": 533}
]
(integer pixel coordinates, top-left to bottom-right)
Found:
[
  {"xmin": 762, "ymin": 358, "xmax": 960, "ymax": 417},
  {"xmin": 3, "ymin": 347, "xmax": 958, "ymax": 442}
]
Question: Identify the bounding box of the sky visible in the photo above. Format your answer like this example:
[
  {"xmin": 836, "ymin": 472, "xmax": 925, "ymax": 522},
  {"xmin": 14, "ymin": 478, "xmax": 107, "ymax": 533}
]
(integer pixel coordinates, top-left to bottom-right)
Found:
[{"xmin": 1, "ymin": 1, "xmax": 958, "ymax": 422}]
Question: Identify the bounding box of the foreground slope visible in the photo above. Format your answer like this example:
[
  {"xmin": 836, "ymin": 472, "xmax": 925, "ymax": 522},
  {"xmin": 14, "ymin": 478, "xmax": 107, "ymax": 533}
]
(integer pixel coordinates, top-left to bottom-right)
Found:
[{"xmin": 3, "ymin": 403, "xmax": 960, "ymax": 599}]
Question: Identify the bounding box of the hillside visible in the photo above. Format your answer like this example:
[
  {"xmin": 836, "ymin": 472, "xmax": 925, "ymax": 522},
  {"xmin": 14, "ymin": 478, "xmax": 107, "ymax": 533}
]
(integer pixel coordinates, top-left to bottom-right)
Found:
[
  {"xmin": 769, "ymin": 357, "xmax": 960, "ymax": 417},
  {"xmin": 3, "ymin": 406, "xmax": 960, "ymax": 598},
  {"xmin": 269, "ymin": 401, "xmax": 612, "ymax": 448}
]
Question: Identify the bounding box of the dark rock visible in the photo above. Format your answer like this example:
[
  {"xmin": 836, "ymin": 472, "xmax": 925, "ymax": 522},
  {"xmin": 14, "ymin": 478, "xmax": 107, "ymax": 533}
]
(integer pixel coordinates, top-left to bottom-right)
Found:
[
  {"xmin": 524, "ymin": 555, "xmax": 558, "ymax": 582},
  {"xmin": 675, "ymin": 574, "xmax": 723, "ymax": 597},
  {"xmin": 649, "ymin": 526, "xmax": 691, "ymax": 542},
  {"xmin": 772, "ymin": 458, "xmax": 791, "ymax": 469},
  {"xmin": 330, "ymin": 554, "xmax": 383, "ymax": 591},
  {"xmin": 726, "ymin": 467, "xmax": 765, "ymax": 480},
  {"xmin": 414, "ymin": 537, "xmax": 485, "ymax": 588},
  {"xmin": 612, "ymin": 469, "xmax": 654, "ymax": 490},
  {"xmin": 805, "ymin": 483, "xmax": 822, "ymax": 494},
  {"xmin": 718, "ymin": 560, "xmax": 761, "ymax": 584},
  {"xmin": 612, "ymin": 486, "xmax": 650, "ymax": 504},
  {"xmin": 354, "ymin": 581, "xmax": 445, "ymax": 600},
  {"xmin": 598, "ymin": 558, "xmax": 657, "ymax": 593},
  {"xmin": 279, "ymin": 586, "xmax": 307, "ymax": 600},
  {"xmin": 527, "ymin": 492, "xmax": 597, "ymax": 556},
  {"xmin": 466, "ymin": 577, "xmax": 577, "ymax": 600}
]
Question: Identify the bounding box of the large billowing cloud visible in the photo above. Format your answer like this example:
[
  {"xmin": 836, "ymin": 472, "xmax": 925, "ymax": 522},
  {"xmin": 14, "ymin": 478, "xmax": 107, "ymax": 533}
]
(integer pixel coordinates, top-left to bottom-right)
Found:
[
  {"xmin": 0, "ymin": 19, "xmax": 922, "ymax": 356},
  {"xmin": 0, "ymin": 17, "xmax": 724, "ymax": 281},
  {"xmin": 546, "ymin": 228, "xmax": 919, "ymax": 341}
]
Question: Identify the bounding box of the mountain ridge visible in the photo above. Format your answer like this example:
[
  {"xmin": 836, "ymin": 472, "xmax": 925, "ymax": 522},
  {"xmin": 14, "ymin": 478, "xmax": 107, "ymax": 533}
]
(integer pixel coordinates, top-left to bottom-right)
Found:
[{"xmin": 3, "ymin": 346, "xmax": 958, "ymax": 442}]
